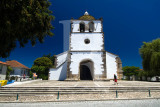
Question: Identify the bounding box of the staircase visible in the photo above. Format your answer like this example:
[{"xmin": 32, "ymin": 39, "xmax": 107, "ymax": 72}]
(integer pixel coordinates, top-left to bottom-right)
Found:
[{"xmin": 0, "ymin": 86, "xmax": 160, "ymax": 95}]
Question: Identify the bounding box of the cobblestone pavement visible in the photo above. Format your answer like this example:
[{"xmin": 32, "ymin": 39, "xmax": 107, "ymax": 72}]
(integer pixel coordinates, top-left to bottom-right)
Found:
[
  {"xmin": 0, "ymin": 99, "xmax": 160, "ymax": 107},
  {"xmin": 4, "ymin": 80, "xmax": 160, "ymax": 87}
]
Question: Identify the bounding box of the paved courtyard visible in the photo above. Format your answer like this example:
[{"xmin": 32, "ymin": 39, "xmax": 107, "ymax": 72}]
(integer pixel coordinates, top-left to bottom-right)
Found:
[
  {"xmin": 5, "ymin": 80, "xmax": 160, "ymax": 87},
  {"xmin": 1, "ymin": 80, "xmax": 160, "ymax": 102},
  {"xmin": 1, "ymin": 99, "xmax": 160, "ymax": 107}
]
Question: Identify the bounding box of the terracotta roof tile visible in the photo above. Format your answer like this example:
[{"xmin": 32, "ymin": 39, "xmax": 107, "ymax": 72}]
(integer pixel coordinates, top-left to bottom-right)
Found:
[
  {"xmin": 6, "ymin": 60, "xmax": 30, "ymax": 69},
  {"xmin": 0, "ymin": 61, "xmax": 9, "ymax": 65}
]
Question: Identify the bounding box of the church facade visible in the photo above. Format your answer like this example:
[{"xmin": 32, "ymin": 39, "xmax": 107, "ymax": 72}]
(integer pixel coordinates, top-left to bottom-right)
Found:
[{"xmin": 49, "ymin": 12, "xmax": 123, "ymax": 80}]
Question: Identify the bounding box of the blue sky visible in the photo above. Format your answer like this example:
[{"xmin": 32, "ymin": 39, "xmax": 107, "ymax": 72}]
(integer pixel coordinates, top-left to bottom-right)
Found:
[{"xmin": 1, "ymin": 0, "xmax": 160, "ymax": 68}]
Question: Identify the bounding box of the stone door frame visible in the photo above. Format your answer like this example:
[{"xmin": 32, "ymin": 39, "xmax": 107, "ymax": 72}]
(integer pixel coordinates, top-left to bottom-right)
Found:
[{"xmin": 78, "ymin": 59, "xmax": 94, "ymax": 80}]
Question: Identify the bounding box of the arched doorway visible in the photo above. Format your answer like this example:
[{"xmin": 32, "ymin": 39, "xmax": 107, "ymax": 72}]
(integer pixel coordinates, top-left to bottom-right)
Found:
[{"xmin": 79, "ymin": 60, "xmax": 94, "ymax": 80}]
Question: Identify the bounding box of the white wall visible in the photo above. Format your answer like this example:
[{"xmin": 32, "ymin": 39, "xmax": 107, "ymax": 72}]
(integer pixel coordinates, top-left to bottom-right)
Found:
[
  {"xmin": 106, "ymin": 52, "xmax": 118, "ymax": 79},
  {"xmin": 72, "ymin": 20, "xmax": 102, "ymax": 32},
  {"xmin": 56, "ymin": 52, "xmax": 68, "ymax": 67},
  {"xmin": 49, "ymin": 51, "xmax": 68, "ymax": 80},
  {"xmin": 70, "ymin": 33, "xmax": 103, "ymax": 51},
  {"xmin": 59, "ymin": 20, "xmax": 70, "ymax": 52},
  {"xmin": 0, "ymin": 64, "xmax": 7, "ymax": 80},
  {"xmin": 12, "ymin": 68, "xmax": 21, "ymax": 76},
  {"xmin": 70, "ymin": 52, "xmax": 104, "ymax": 75},
  {"xmin": 10, "ymin": 68, "xmax": 29, "ymax": 77},
  {"xmin": 49, "ymin": 61, "xmax": 67, "ymax": 80}
]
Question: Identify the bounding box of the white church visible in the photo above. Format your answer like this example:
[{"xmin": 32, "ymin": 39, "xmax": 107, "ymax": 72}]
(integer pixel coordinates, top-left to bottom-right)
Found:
[{"xmin": 49, "ymin": 11, "xmax": 123, "ymax": 80}]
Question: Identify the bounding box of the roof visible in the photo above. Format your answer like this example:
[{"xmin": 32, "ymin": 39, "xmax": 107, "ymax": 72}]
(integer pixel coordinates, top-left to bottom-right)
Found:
[
  {"xmin": 0, "ymin": 61, "xmax": 9, "ymax": 66},
  {"xmin": 6, "ymin": 60, "xmax": 30, "ymax": 69},
  {"xmin": 56, "ymin": 51, "xmax": 68, "ymax": 57},
  {"xmin": 106, "ymin": 51, "xmax": 119, "ymax": 56},
  {"xmin": 78, "ymin": 11, "xmax": 95, "ymax": 20}
]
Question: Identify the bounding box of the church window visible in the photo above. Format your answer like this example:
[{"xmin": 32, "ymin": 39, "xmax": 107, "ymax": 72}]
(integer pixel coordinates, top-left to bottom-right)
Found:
[
  {"xmin": 84, "ymin": 39, "xmax": 90, "ymax": 44},
  {"xmin": 89, "ymin": 21, "xmax": 94, "ymax": 32},
  {"xmin": 80, "ymin": 22, "xmax": 85, "ymax": 32}
]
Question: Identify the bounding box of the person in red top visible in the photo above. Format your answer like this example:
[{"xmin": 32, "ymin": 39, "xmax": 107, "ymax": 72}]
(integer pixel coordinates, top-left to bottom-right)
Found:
[
  {"xmin": 114, "ymin": 74, "xmax": 118, "ymax": 85},
  {"xmin": 23, "ymin": 74, "xmax": 25, "ymax": 79}
]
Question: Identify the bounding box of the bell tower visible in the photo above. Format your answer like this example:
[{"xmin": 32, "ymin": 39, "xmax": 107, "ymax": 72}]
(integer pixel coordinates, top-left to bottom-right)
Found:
[{"xmin": 67, "ymin": 11, "xmax": 107, "ymax": 80}]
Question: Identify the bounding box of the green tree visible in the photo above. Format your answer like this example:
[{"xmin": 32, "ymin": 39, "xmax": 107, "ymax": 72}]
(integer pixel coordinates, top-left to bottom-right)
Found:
[
  {"xmin": 29, "ymin": 71, "xmax": 33, "ymax": 78},
  {"xmin": 6, "ymin": 66, "xmax": 13, "ymax": 80},
  {"xmin": 139, "ymin": 38, "xmax": 160, "ymax": 77},
  {"xmin": 0, "ymin": 0, "xmax": 54, "ymax": 58},
  {"xmin": 31, "ymin": 57, "xmax": 52, "ymax": 80},
  {"xmin": 123, "ymin": 66, "xmax": 140, "ymax": 79},
  {"xmin": 43, "ymin": 53, "xmax": 55, "ymax": 67},
  {"xmin": 138, "ymin": 70, "xmax": 146, "ymax": 77}
]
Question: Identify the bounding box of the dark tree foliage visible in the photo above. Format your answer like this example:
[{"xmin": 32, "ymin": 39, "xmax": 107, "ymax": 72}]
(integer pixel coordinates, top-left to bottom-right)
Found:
[
  {"xmin": 123, "ymin": 66, "xmax": 140, "ymax": 77},
  {"xmin": 0, "ymin": 0, "xmax": 54, "ymax": 58},
  {"xmin": 43, "ymin": 53, "xmax": 55, "ymax": 67},
  {"xmin": 6, "ymin": 66, "xmax": 13, "ymax": 80},
  {"xmin": 140, "ymin": 38, "xmax": 160, "ymax": 76}
]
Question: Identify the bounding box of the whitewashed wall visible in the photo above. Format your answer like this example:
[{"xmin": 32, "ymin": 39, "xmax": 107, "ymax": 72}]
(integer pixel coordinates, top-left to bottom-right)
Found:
[
  {"xmin": 12, "ymin": 68, "xmax": 21, "ymax": 76},
  {"xmin": 59, "ymin": 20, "xmax": 70, "ymax": 52},
  {"xmin": 10, "ymin": 67, "xmax": 29, "ymax": 77},
  {"xmin": 56, "ymin": 52, "xmax": 68, "ymax": 67},
  {"xmin": 106, "ymin": 52, "xmax": 118, "ymax": 79},
  {"xmin": 70, "ymin": 52, "xmax": 104, "ymax": 75},
  {"xmin": 0, "ymin": 65, "xmax": 7, "ymax": 80},
  {"xmin": 49, "ymin": 61, "xmax": 67, "ymax": 80},
  {"xmin": 70, "ymin": 33, "xmax": 103, "ymax": 51},
  {"xmin": 72, "ymin": 20, "xmax": 102, "ymax": 32}
]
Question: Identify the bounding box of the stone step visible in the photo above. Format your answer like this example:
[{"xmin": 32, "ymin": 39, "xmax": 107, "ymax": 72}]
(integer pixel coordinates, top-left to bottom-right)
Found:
[
  {"xmin": 1, "ymin": 89, "xmax": 159, "ymax": 92},
  {"xmin": 0, "ymin": 89, "xmax": 158, "ymax": 91},
  {"xmin": 1, "ymin": 87, "xmax": 160, "ymax": 94},
  {"xmin": 2, "ymin": 86, "xmax": 160, "ymax": 88},
  {"xmin": 0, "ymin": 90, "xmax": 158, "ymax": 94},
  {"xmin": 1, "ymin": 87, "xmax": 160, "ymax": 90}
]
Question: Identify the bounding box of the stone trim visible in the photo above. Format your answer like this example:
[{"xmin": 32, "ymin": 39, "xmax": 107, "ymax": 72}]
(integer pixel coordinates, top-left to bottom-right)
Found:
[
  {"xmin": 54, "ymin": 56, "xmax": 58, "ymax": 68},
  {"xmin": 53, "ymin": 51, "xmax": 68, "ymax": 68},
  {"xmin": 66, "ymin": 51, "xmax": 71, "ymax": 80},
  {"xmin": 71, "ymin": 20, "xmax": 73, "ymax": 33},
  {"xmin": 116, "ymin": 57, "xmax": 123, "ymax": 80},
  {"xmin": 71, "ymin": 74, "xmax": 79, "ymax": 80},
  {"xmin": 69, "ymin": 32, "xmax": 72, "ymax": 51},
  {"xmin": 67, "ymin": 29, "xmax": 72, "ymax": 79},
  {"xmin": 101, "ymin": 33, "xmax": 105, "ymax": 51},
  {"xmin": 102, "ymin": 51, "xmax": 107, "ymax": 78}
]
